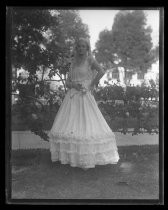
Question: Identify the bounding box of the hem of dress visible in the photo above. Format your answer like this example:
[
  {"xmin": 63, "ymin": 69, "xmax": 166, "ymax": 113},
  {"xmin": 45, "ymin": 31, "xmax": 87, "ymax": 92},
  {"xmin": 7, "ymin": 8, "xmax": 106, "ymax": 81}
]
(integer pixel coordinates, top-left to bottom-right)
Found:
[{"xmin": 50, "ymin": 159, "xmax": 119, "ymax": 169}]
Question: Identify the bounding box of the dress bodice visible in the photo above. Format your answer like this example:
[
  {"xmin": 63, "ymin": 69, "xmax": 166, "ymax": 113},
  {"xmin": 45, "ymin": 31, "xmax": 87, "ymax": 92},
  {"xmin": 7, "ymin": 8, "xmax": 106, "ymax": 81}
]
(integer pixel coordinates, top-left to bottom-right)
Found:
[{"xmin": 70, "ymin": 58, "xmax": 94, "ymax": 83}]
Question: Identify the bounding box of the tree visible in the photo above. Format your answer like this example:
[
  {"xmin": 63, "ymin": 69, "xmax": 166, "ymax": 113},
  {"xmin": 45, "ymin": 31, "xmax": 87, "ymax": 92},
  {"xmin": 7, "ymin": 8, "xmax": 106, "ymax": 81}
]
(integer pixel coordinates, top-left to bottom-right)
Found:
[
  {"xmin": 11, "ymin": 8, "xmax": 57, "ymax": 75},
  {"xmin": 11, "ymin": 9, "xmax": 89, "ymax": 96},
  {"xmin": 93, "ymin": 29, "xmax": 115, "ymax": 69},
  {"xmin": 11, "ymin": 8, "xmax": 89, "ymax": 141},
  {"xmin": 12, "ymin": 9, "xmax": 89, "ymax": 91},
  {"xmin": 45, "ymin": 10, "xmax": 89, "ymax": 91},
  {"xmin": 94, "ymin": 10, "xmax": 159, "ymax": 86}
]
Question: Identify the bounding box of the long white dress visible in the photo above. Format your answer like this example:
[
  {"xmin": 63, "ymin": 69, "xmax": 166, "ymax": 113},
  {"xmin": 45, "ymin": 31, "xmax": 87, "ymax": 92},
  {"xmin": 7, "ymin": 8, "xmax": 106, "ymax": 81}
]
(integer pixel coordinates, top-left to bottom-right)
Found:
[{"xmin": 48, "ymin": 57, "xmax": 119, "ymax": 168}]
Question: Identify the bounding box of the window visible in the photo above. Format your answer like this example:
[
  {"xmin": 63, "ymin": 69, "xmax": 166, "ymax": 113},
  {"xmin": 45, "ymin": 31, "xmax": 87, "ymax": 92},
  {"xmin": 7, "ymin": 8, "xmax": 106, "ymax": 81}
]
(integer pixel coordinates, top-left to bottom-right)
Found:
[
  {"xmin": 137, "ymin": 72, "xmax": 144, "ymax": 80},
  {"xmin": 125, "ymin": 72, "xmax": 132, "ymax": 80},
  {"xmin": 112, "ymin": 69, "xmax": 119, "ymax": 79}
]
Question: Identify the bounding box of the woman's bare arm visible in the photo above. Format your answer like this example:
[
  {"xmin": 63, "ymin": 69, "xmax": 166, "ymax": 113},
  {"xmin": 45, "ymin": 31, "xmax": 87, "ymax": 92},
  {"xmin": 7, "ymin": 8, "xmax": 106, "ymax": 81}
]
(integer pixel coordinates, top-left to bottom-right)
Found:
[{"xmin": 90, "ymin": 60, "xmax": 105, "ymax": 88}]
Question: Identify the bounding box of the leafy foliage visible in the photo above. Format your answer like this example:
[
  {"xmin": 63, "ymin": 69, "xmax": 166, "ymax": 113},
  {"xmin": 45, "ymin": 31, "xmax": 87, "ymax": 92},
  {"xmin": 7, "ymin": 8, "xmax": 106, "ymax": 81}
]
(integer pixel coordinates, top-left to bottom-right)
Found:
[
  {"xmin": 12, "ymin": 9, "xmax": 57, "ymax": 73},
  {"xmin": 94, "ymin": 80, "xmax": 159, "ymax": 135},
  {"xmin": 11, "ymin": 9, "xmax": 89, "ymax": 140},
  {"xmin": 12, "ymin": 9, "xmax": 89, "ymax": 82},
  {"xmin": 94, "ymin": 10, "xmax": 159, "ymax": 85},
  {"xmin": 13, "ymin": 79, "xmax": 159, "ymax": 139}
]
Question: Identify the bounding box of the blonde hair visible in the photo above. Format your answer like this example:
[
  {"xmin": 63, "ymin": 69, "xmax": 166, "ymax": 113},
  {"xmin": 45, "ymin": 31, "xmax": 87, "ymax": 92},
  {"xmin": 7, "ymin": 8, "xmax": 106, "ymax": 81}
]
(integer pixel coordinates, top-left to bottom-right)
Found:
[{"xmin": 69, "ymin": 37, "xmax": 98, "ymax": 80}]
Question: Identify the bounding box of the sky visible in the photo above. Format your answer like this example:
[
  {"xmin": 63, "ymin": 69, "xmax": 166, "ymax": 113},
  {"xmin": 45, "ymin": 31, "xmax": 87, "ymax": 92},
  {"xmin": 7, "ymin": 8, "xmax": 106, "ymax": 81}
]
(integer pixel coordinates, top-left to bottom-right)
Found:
[{"xmin": 79, "ymin": 9, "xmax": 160, "ymax": 51}]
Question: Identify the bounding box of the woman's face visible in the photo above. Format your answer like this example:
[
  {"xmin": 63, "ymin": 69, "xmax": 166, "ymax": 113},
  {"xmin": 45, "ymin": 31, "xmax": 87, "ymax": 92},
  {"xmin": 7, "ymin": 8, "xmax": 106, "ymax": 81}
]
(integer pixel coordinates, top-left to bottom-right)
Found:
[{"xmin": 76, "ymin": 40, "xmax": 88, "ymax": 56}]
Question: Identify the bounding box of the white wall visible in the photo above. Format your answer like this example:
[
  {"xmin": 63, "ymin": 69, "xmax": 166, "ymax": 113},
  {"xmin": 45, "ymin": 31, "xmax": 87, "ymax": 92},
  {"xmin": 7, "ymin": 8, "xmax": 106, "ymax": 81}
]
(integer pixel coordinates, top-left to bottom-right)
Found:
[{"xmin": 100, "ymin": 62, "xmax": 159, "ymax": 87}]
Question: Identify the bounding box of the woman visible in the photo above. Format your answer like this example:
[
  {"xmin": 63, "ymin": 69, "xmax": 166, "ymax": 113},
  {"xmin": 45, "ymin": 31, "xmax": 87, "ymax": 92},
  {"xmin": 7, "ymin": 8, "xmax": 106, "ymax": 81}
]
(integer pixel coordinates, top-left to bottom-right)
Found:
[{"xmin": 48, "ymin": 38, "xmax": 119, "ymax": 169}]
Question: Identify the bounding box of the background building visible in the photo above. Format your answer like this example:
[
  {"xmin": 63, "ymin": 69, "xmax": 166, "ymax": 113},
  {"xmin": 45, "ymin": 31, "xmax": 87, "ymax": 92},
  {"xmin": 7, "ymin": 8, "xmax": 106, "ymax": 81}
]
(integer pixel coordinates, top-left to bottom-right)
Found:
[{"xmin": 100, "ymin": 61, "xmax": 159, "ymax": 87}]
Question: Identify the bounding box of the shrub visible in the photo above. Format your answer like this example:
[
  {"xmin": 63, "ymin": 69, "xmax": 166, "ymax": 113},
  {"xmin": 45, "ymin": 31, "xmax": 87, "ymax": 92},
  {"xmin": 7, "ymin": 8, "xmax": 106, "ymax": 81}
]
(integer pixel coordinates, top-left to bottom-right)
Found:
[{"xmin": 12, "ymin": 81, "xmax": 159, "ymax": 140}]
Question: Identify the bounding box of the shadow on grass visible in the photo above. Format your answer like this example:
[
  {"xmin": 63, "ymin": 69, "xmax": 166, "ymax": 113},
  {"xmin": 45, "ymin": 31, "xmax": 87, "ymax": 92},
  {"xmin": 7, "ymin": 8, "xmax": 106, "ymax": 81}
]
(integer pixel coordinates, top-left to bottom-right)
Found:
[{"xmin": 11, "ymin": 145, "xmax": 159, "ymax": 200}]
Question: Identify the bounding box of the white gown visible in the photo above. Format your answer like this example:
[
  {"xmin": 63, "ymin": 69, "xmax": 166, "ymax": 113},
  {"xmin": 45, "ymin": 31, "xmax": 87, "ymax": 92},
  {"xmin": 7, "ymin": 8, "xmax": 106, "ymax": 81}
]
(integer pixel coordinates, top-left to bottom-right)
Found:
[{"xmin": 48, "ymin": 58, "xmax": 119, "ymax": 168}]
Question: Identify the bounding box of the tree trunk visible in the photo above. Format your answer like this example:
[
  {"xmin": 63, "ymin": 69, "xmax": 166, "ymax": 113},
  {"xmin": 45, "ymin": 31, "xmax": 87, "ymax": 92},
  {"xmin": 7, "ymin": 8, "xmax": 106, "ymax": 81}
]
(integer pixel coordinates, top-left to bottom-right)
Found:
[{"xmin": 41, "ymin": 66, "xmax": 45, "ymax": 81}]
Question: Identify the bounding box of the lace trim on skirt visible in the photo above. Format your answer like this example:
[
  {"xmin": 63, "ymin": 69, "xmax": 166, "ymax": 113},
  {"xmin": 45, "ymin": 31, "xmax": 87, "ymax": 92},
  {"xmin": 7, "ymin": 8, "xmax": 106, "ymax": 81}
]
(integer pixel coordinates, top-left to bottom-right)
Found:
[{"xmin": 49, "ymin": 132, "xmax": 119, "ymax": 168}]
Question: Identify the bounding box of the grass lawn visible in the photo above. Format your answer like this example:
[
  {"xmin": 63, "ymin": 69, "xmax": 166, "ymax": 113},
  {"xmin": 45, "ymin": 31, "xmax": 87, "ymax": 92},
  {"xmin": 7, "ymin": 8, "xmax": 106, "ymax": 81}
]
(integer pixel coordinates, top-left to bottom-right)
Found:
[{"xmin": 11, "ymin": 145, "xmax": 159, "ymax": 200}]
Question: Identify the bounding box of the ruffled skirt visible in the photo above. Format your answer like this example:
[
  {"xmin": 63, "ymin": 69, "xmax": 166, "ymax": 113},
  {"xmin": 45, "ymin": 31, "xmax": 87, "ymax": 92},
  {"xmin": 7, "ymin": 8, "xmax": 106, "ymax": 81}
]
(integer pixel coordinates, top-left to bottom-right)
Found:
[{"xmin": 49, "ymin": 84, "xmax": 119, "ymax": 168}]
